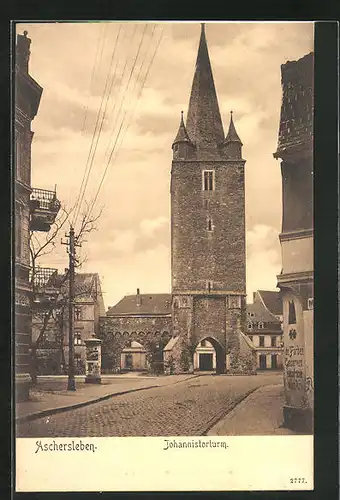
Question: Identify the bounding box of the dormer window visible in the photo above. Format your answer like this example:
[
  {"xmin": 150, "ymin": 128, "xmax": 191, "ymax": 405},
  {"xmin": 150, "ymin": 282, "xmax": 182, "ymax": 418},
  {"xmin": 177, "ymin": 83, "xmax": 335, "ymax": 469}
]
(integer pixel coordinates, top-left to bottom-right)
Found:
[
  {"xmin": 247, "ymin": 322, "xmax": 253, "ymax": 330},
  {"xmin": 258, "ymin": 321, "xmax": 265, "ymax": 329},
  {"xmin": 203, "ymin": 170, "xmax": 215, "ymax": 191}
]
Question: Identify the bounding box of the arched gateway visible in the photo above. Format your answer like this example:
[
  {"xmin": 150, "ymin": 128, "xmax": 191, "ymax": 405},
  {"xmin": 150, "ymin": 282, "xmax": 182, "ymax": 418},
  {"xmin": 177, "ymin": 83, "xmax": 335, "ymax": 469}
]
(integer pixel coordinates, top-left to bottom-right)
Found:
[{"xmin": 194, "ymin": 337, "xmax": 225, "ymax": 374}]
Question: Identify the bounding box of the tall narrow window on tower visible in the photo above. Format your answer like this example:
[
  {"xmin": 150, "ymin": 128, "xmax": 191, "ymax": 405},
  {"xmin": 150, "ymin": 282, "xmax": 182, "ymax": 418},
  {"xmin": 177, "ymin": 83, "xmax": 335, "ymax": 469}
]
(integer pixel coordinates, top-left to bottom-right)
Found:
[
  {"xmin": 202, "ymin": 170, "xmax": 215, "ymax": 191},
  {"xmin": 207, "ymin": 217, "xmax": 213, "ymax": 231}
]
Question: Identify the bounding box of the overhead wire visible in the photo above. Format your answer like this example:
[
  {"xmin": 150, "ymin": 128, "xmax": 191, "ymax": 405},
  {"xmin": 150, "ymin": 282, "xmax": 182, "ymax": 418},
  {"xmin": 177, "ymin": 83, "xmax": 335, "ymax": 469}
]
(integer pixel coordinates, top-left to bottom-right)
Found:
[
  {"xmin": 67, "ymin": 23, "xmax": 107, "ymax": 212},
  {"xmin": 87, "ymin": 24, "xmax": 164, "ymax": 218},
  {"xmin": 72, "ymin": 23, "xmax": 123, "ymax": 229}
]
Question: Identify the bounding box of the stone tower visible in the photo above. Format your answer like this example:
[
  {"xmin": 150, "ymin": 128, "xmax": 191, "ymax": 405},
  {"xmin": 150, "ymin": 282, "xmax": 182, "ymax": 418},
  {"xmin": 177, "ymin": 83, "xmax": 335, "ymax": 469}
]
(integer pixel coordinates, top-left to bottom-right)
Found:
[{"xmin": 170, "ymin": 24, "xmax": 255, "ymax": 374}]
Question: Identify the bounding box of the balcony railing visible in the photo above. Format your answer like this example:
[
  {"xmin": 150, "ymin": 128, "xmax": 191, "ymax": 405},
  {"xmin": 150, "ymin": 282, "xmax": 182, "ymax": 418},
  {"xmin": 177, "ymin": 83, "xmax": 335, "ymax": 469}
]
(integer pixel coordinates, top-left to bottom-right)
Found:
[{"xmin": 29, "ymin": 187, "xmax": 61, "ymax": 232}]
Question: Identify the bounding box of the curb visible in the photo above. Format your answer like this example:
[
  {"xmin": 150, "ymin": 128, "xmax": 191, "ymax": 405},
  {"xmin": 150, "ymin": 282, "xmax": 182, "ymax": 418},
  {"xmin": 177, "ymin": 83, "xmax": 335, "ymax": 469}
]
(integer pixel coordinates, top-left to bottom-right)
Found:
[
  {"xmin": 16, "ymin": 374, "xmax": 200, "ymax": 425},
  {"xmin": 15, "ymin": 385, "xmax": 159, "ymax": 424},
  {"xmin": 201, "ymin": 386, "xmax": 260, "ymax": 436}
]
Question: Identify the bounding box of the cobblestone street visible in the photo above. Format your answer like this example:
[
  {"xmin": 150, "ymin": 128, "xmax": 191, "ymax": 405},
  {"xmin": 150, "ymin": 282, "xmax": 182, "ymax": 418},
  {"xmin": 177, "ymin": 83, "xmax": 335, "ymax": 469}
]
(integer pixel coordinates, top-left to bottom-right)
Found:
[{"xmin": 17, "ymin": 373, "xmax": 282, "ymax": 437}]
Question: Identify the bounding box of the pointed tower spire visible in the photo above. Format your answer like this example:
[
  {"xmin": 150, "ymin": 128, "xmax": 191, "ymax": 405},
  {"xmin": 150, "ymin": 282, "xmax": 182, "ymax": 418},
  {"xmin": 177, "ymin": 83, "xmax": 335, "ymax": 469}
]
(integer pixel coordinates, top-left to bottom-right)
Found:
[
  {"xmin": 173, "ymin": 110, "xmax": 192, "ymax": 145},
  {"xmin": 224, "ymin": 111, "xmax": 243, "ymax": 159},
  {"xmin": 186, "ymin": 24, "xmax": 225, "ymax": 149},
  {"xmin": 225, "ymin": 110, "xmax": 242, "ymax": 145}
]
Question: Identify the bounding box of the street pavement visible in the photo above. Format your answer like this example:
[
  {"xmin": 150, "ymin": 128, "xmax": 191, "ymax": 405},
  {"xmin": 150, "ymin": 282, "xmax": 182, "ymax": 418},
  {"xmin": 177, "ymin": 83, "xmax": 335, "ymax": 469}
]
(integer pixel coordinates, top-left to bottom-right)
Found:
[{"xmin": 16, "ymin": 372, "xmax": 283, "ymax": 437}]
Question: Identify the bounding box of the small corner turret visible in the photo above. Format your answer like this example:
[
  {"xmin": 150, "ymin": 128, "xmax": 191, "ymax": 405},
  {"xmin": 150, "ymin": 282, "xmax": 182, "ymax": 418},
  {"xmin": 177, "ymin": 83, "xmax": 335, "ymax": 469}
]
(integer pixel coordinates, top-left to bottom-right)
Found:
[
  {"xmin": 172, "ymin": 110, "xmax": 195, "ymax": 160},
  {"xmin": 223, "ymin": 111, "xmax": 243, "ymax": 160}
]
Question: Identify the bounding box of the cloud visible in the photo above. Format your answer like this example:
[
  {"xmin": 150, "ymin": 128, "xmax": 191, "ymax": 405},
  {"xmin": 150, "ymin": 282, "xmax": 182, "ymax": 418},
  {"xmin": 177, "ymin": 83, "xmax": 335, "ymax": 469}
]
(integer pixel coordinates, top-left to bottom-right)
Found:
[{"xmin": 18, "ymin": 21, "xmax": 313, "ymax": 308}]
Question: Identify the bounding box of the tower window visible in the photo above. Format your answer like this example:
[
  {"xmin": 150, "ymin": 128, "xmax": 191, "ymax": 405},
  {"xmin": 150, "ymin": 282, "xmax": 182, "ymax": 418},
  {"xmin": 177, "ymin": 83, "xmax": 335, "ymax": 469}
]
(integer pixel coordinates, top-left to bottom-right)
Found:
[
  {"xmin": 203, "ymin": 170, "xmax": 214, "ymax": 191},
  {"xmin": 207, "ymin": 218, "xmax": 213, "ymax": 231},
  {"xmin": 207, "ymin": 281, "xmax": 213, "ymax": 292}
]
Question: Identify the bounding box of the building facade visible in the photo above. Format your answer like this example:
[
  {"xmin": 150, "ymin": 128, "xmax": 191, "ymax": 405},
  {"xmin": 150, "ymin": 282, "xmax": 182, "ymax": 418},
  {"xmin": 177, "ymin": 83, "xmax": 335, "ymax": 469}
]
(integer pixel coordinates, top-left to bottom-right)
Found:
[
  {"xmin": 32, "ymin": 272, "xmax": 105, "ymax": 374},
  {"xmin": 170, "ymin": 24, "xmax": 255, "ymax": 374},
  {"xmin": 100, "ymin": 290, "xmax": 172, "ymax": 373},
  {"xmin": 15, "ymin": 31, "xmax": 60, "ymax": 400},
  {"xmin": 246, "ymin": 290, "xmax": 283, "ymax": 370},
  {"xmin": 274, "ymin": 52, "xmax": 314, "ymax": 432}
]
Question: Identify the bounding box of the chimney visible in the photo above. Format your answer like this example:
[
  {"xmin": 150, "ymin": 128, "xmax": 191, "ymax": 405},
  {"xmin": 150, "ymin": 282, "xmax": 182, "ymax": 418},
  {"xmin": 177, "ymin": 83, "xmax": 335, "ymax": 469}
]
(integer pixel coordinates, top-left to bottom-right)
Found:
[{"xmin": 136, "ymin": 288, "xmax": 141, "ymax": 307}]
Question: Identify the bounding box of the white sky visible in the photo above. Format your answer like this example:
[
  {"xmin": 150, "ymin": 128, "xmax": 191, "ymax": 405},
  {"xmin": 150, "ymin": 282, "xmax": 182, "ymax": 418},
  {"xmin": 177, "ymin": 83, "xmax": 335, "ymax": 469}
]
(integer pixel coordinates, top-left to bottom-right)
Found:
[{"xmin": 16, "ymin": 21, "xmax": 314, "ymax": 309}]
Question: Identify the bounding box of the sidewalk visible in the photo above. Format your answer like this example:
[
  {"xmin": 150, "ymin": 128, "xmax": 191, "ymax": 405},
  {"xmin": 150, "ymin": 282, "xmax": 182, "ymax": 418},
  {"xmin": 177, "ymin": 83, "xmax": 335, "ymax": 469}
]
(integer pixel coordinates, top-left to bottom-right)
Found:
[
  {"xmin": 16, "ymin": 374, "xmax": 198, "ymax": 423},
  {"xmin": 207, "ymin": 384, "xmax": 297, "ymax": 435}
]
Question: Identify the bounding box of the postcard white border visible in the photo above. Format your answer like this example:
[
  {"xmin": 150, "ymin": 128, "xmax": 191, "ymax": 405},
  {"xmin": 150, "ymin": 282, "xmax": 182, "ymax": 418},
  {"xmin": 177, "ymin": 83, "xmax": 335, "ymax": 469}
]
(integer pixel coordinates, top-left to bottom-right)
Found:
[{"xmin": 16, "ymin": 435, "xmax": 313, "ymax": 492}]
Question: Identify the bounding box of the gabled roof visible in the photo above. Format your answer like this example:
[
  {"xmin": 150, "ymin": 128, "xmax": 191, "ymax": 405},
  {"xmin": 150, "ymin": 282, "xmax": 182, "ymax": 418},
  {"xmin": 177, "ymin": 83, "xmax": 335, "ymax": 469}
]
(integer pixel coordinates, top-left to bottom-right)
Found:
[
  {"xmin": 247, "ymin": 290, "xmax": 282, "ymax": 324},
  {"xmin": 257, "ymin": 290, "xmax": 283, "ymax": 316},
  {"xmin": 185, "ymin": 24, "xmax": 225, "ymax": 149},
  {"xmin": 107, "ymin": 293, "xmax": 172, "ymax": 316},
  {"xmin": 50, "ymin": 272, "xmax": 101, "ymax": 301},
  {"xmin": 246, "ymin": 302, "xmax": 279, "ymax": 323},
  {"xmin": 164, "ymin": 336, "xmax": 180, "ymax": 351}
]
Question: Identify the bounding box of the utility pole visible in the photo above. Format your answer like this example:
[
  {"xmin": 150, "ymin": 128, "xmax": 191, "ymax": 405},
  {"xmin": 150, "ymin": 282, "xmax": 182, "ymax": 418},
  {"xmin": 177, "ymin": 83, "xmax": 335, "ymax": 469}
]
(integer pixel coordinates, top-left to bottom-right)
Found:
[{"xmin": 62, "ymin": 226, "xmax": 80, "ymax": 391}]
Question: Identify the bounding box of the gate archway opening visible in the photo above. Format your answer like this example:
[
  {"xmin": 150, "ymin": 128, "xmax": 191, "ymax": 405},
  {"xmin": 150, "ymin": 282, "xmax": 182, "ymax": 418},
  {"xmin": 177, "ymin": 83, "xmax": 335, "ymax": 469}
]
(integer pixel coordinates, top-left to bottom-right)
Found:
[{"xmin": 194, "ymin": 337, "xmax": 225, "ymax": 374}]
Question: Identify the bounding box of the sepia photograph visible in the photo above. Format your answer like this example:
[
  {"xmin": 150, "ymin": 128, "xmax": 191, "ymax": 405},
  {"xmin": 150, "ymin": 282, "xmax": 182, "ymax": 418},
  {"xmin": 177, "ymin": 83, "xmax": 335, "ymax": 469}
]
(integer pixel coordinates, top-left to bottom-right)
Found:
[{"xmin": 14, "ymin": 20, "xmax": 314, "ymax": 491}]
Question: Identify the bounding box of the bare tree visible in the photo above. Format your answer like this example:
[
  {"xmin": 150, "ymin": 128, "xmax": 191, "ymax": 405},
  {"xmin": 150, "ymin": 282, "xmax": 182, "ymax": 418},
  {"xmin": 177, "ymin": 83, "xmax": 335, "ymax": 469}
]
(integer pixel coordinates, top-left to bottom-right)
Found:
[{"xmin": 29, "ymin": 201, "xmax": 103, "ymax": 385}]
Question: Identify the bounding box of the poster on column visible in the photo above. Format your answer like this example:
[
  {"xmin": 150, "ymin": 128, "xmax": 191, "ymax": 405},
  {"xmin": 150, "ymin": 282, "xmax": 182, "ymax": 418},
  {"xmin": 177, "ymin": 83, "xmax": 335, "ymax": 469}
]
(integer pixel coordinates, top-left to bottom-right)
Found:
[{"xmin": 13, "ymin": 19, "xmax": 315, "ymax": 493}]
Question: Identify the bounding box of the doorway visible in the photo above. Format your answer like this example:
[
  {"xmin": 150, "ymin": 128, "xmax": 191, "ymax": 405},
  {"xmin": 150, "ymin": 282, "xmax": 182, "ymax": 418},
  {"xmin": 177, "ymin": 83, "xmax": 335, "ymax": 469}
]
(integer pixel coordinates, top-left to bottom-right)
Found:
[
  {"xmin": 271, "ymin": 354, "xmax": 278, "ymax": 369},
  {"xmin": 259, "ymin": 354, "xmax": 267, "ymax": 370},
  {"xmin": 199, "ymin": 353, "xmax": 213, "ymax": 371}
]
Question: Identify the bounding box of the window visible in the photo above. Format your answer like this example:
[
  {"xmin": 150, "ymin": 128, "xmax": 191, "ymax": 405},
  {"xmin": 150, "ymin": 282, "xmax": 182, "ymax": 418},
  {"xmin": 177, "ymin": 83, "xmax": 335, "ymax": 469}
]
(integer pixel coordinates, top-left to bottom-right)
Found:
[
  {"xmin": 307, "ymin": 298, "xmax": 314, "ymax": 310},
  {"xmin": 203, "ymin": 170, "xmax": 214, "ymax": 191},
  {"xmin": 74, "ymin": 332, "xmax": 82, "ymax": 345},
  {"xmin": 271, "ymin": 336, "xmax": 277, "ymax": 347},
  {"xmin": 207, "ymin": 218, "xmax": 213, "ymax": 231},
  {"xmin": 288, "ymin": 301, "xmax": 296, "ymax": 324},
  {"xmin": 247, "ymin": 322, "xmax": 253, "ymax": 330},
  {"xmin": 74, "ymin": 306, "xmax": 82, "ymax": 320},
  {"xmin": 258, "ymin": 321, "xmax": 265, "ymax": 329},
  {"xmin": 74, "ymin": 353, "xmax": 82, "ymax": 367},
  {"xmin": 247, "ymin": 311, "xmax": 255, "ymax": 318},
  {"xmin": 259, "ymin": 336, "xmax": 265, "ymax": 347},
  {"xmin": 207, "ymin": 281, "xmax": 213, "ymax": 292}
]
